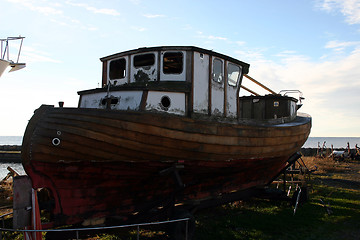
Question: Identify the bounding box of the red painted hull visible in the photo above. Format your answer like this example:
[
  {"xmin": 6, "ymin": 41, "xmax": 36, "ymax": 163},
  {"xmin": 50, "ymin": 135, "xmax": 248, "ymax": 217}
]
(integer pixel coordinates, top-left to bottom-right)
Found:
[{"xmin": 25, "ymin": 156, "xmax": 287, "ymax": 226}]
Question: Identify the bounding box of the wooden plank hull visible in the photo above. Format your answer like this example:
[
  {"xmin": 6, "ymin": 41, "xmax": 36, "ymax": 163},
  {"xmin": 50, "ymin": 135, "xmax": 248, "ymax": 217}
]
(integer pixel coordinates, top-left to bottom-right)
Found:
[{"xmin": 22, "ymin": 105, "xmax": 311, "ymax": 226}]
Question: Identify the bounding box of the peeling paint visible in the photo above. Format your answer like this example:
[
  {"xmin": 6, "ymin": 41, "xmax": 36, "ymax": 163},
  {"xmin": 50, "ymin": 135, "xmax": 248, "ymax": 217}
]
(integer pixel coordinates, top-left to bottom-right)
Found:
[
  {"xmin": 79, "ymin": 91, "xmax": 142, "ymax": 110},
  {"xmin": 134, "ymin": 70, "xmax": 150, "ymax": 82},
  {"xmin": 146, "ymin": 91, "xmax": 186, "ymax": 116}
]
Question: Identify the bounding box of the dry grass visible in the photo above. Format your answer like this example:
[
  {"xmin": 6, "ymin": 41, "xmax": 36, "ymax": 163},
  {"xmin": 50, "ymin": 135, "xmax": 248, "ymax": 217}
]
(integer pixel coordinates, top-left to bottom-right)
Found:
[{"xmin": 302, "ymin": 156, "xmax": 360, "ymax": 189}]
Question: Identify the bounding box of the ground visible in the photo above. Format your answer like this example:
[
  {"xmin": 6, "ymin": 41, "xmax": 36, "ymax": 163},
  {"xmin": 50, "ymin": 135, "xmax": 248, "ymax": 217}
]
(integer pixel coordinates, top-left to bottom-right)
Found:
[
  {"xmin": 193, "ymin": 157, "xmax": 360, "ymax": 240},
  {"xmin": 0, "ymin": 156, "xmax": 359, "ymax": 239}
]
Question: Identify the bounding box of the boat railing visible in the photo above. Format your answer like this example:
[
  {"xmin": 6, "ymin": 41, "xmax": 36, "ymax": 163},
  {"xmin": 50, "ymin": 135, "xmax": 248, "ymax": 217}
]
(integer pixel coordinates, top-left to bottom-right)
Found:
[
  {"xmin": 0, "ymin": 211, "xmax": 191, "ymax": 240},
  {"xmin": 0, "ymin": 36, "xmax": 26, "ymax": 77},
  {"xmin": 0, "ymin": 36, "xmax": 25, "ymax": 62},
  {"xmin": 279, "ymin": 89, "xmax": 304, "ymax": 104},
  {"xmin": 242, "ymin": 75, "xmax": 305, "ymax": 104}
]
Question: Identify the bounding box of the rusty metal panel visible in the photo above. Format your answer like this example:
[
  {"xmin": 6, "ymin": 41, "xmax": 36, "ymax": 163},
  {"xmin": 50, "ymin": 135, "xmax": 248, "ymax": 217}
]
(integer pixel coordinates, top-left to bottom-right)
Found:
[{"xmin": 13, "ymin": 176, "xmax": 32, "ymax": 229}]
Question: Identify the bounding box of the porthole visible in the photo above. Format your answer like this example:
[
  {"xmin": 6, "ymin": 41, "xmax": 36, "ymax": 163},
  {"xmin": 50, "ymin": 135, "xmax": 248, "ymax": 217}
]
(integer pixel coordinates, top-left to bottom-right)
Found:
[
  {"xmin": 160, "ymin": 96, "xmax": 171, "ymax": 111},
  {"xmin": 52, "ymin": 138, "xmax": 61, "ymax": 146}
]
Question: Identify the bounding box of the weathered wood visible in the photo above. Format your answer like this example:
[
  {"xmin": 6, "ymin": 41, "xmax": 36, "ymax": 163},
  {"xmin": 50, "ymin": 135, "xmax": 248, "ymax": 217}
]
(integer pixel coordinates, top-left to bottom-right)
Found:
[
  {"xmin": 7, "ymin": 166, "xmax": 19, "ymax": 176},
  {"xmin": 23, "ymin": 106, "xmax": 310, "ymax": 165},
  {"xmin": 244, "ymin": 74, "xmax": 277, "ymax": 95},
  {"xmin": 21, "ymin": 104, "xmax": 311, "ymax": 227},
  {"xmin": 13, "ymin": 176, "xmax": 32, "ymax": 229}
]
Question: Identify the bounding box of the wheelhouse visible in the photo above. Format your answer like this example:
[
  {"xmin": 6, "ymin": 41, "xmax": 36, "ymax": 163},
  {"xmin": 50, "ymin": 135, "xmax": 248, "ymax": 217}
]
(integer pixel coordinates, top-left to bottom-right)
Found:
[{"xmin": 78, "ymin": 46, "xmax": 299, "ymax": 123}]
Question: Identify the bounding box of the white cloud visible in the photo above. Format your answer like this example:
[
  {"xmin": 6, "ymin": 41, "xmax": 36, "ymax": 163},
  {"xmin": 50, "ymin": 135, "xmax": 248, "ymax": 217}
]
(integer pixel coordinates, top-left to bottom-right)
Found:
[
  {"xmin": 196, "ymin": 32, "xmax": 228, "ymax": 42},
  {"xmin": 65, "ymin": 1, "xmax": 120, "ymax": 16},
  {"xmin": 207, "ymin": 35, "xmax": 227, "ymax": 41},
  {"xmin": 131, "ymin": 26, "xmax": 146, "ymax": 32},
  {"xmin": 129, "ymin": 0, "xmax": 141, "ymax": 5},
  {"xmin": 325, "ymin": 40, "xmax": 360, "ymax": 52},
  {"xmin": 234, "ymin": 48, "xmax": 269, "ymax": 64},
  {"xmin": 246, "ymin": 44, "xmax": 360, "ymax": 136},
  {"xmin": 22, "ymin": 46, "xmax": 62, "ymax": 64},
  {"xmin": 143, "ymin": 14, "xmax": 165, "ymax": 18},
  {"xmin": 319, "ymin": 0, "xmax": 360, "ymax": 25},
  {"xmin": 236, "ymin": 41, "xmax": 246, "ymax": 46},
  {"xmin": 182, "ymin": 24, "xmax": 192, "ymax": 30},
  {"xmin": 6, "ymin": 0, "xmax": 63, "ymax": 15}
]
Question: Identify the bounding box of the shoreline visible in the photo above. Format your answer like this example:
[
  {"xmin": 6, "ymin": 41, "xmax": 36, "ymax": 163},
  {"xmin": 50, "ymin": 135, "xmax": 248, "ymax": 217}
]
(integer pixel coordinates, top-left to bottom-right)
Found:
[
  {"xmin": 0, "ymin": 145, "xmax": 21, "ymax": 163},
  {"xmin": 0, "ymin": 145, "xmax": 358, "ymax": 163}
]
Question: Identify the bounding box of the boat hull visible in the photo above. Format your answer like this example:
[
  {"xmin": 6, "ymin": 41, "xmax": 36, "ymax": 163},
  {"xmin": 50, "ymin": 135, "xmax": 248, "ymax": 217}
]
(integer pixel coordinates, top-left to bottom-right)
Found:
[{"xmin": 22, "ymin": 105, "xmax": 311, "ymax": 226}]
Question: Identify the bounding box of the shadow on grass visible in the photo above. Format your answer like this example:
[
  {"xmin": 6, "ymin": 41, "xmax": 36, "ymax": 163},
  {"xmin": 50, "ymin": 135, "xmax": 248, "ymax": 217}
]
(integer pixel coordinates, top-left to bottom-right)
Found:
[{"xmin": 194, "ymin": 183, "xmax": 360, "ymax": 240}]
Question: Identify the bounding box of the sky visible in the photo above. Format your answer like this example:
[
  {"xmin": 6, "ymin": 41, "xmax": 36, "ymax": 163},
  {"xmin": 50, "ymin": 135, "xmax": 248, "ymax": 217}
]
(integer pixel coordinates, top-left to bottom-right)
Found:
[{"xmin": 1, "ymin": 0, "xmax": 360, "ymax": 137}]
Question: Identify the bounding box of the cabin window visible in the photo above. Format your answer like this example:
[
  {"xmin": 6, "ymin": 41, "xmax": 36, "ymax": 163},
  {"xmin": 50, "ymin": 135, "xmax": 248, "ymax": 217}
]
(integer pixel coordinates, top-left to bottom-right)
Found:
[
  {"xmin": 227, "ymin": 63, "xmax": 241, "ymax": 87},
  {"xmin": 163, "ymin": 52, "xmax": 183, "ymax": 74},
  {"xmin": 109, "ymin": 58, "xmax": 126, "ymax": 79},
  {"xmin": 134, "ymin": 53, "xmax": 155, "ymax": 68},
  {"xmin": 213, "ymin": 58, "xmax": 223, "ymax": 84}
]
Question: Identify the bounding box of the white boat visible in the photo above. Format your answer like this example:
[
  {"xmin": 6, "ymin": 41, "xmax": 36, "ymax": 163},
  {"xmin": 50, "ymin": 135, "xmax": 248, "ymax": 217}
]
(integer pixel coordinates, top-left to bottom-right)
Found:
[{"xmin": 0, "ymin": 36, "xmax": 26, "ymax": 77}]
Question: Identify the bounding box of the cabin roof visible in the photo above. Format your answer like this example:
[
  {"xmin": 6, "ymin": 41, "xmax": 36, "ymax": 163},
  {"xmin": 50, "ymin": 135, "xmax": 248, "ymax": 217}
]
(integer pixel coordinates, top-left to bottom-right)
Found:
[{"xmin": 100, "ymin": 46, "xmax": 250, "ymax": 74}]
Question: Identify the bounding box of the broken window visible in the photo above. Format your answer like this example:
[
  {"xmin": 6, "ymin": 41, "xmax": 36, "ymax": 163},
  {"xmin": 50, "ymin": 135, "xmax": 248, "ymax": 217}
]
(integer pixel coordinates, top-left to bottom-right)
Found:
[
  {"xmin": 213, "ymin": 58, "xmax": 223, "ymax": 84},
  {"xmin": 163, "ymin": 52, "xmax": 183, "ymax": 74},
  {"xmin": 109, "ymin": 58, "xmax": 126, "ymax": 80},
  {"xmin": 227, "ymin": 63, "xmax": 241, "ymax": 87},
  {"xmin": 134, "ymin": 53, "xmax": 155, "ymax": 68}
]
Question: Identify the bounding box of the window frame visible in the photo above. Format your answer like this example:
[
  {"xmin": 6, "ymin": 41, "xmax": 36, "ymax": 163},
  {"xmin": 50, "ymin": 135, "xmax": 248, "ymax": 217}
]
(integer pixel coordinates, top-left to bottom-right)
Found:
[
  {"xmin": 227, "ymin": 62, "xmax": 241, "ymax": 87},
  {"xmin": 212, "ymin": 58, "xmax": 224, "ymax": 84},
  {"xmin": 162, "ymin": 51, "xmax": 184, "ymax": 75},
  {"xmin": 133, "ymin": 53, "xmax": 155, "ymax": 68},
  {"xmin": 109, "ymin": 58, "xmax": 127, "ymax": 80}
]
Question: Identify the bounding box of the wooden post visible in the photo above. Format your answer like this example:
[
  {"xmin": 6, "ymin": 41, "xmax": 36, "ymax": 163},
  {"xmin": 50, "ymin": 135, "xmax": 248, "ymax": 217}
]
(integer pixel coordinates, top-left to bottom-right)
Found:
[
  {"xmin": 240, "ymin": 85, "xmax": 260, "ymax": 96},
  {"xmin": 243, "ymin": 74, "xmax": 277, "ymax": 95}
]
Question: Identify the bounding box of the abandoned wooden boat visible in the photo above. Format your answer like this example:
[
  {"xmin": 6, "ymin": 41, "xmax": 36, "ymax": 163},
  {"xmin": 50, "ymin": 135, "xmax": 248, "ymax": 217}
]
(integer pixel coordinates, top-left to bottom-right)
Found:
[{"xmin": 21, "ymin": 46, "xmax": 311, "ymax": 227}]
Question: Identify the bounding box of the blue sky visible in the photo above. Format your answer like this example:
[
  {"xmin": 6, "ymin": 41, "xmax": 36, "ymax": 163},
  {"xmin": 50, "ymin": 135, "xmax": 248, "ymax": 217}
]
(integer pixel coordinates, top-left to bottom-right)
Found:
[{"xmin": 1, "ymin": 0, "xmax": 360, "ymax": 137}]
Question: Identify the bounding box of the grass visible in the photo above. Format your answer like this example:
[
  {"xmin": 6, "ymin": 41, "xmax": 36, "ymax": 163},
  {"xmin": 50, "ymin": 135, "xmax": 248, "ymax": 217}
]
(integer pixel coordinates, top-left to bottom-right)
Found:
[
  {"xmin": 193, "ymin": 185, "xmax": 360, "ymax": 240},
  {"xmin": 193, "ymin": 157, "xmax": 360, "ymax": 240}
]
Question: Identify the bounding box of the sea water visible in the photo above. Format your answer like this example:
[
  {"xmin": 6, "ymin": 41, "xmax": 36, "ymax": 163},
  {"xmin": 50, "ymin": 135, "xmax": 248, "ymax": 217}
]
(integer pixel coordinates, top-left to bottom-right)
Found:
[
  {"xmin": 0, "ymin": 136, "xmax": 24, "ymax": 179},
  {"xmin": 302, "ymin": 137, "xmax": 360, "ymax": 148},
  {"xmin": 0, "ymin": 136, "xmax": 22, "ymax": 145}
]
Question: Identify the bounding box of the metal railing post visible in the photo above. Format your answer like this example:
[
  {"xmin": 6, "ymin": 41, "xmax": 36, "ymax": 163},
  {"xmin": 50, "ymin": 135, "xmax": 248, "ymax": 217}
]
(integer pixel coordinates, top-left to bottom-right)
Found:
[{"xmin": 137, "ymin": 225, "xmax": 140, "ymax": 240}]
